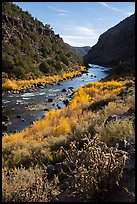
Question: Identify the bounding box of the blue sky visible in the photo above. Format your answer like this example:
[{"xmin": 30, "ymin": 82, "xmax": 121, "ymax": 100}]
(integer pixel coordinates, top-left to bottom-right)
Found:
[{"xmin": 14, "ymin": 2, "xmax": 135, "ymax": 47}]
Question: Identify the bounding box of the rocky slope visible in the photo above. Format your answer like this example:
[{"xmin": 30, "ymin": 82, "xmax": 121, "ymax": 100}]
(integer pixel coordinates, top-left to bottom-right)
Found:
[
  {"xmin": 84, "ymin": 14, "xmax": 135, "ymax": 75},
  {"xmin": 66, "ymin": 43, "xmax": 91, "ymax": 57},
  {"xmin": 70, "ymin": 46, "xmax": 91, "ymax": 57},
  {"xmin": 2, "ymin": 2, "xmax": 82, "ymax": 79}
]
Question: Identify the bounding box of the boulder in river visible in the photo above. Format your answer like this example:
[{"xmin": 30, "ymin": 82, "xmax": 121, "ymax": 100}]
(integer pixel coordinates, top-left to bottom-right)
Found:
[
  {"xmin": 21, "ymin": 118, "xmax": 26, "ymax": 122},
  {"xmin": 2, "ymin": 132, "xmax": 8, "ymax": 136},
  {"xmin": 2, "ymin": 115, "xmax": 9, "ymax": 122},
  {"xmin": 68, "ymin": 86, "xmax": 74, "ymax": 90},
  {"xmin": 16, "ymin": 114, "xmax": 22, "ymax": 118},
  {"xmin": 63, "ymin": 99, "xmax": 69, "ymax": 106},
  {"xmin": 48, "ymin": 98, "xmax": 53, "ymax": 102},
  {"xmin": 30, "ymin": 121, "xmax": 35, "ymax": 125},
  {"xmin": 44, "ymin": 108, "xmax": 49, "ymax": 111},
  {"xmin": 62, "ymin": 88, "xmax": 67, "ymax": 93},
  {"xmin": 57, "ymin": 105, "xmax": 61, "ymax": 109},
  {"xmin": 57, "ymin": 82, "xmax": 61, "ymax": 85},
  {"xmin": 2, "ymin": 122, "xmax": 8, "ymax": 131}
]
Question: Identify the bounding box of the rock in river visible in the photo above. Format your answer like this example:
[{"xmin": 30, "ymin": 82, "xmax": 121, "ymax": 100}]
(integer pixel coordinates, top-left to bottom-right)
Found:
[
  {"xmin": 48, "ymin": 98, "xmax": 53, "ymax": 102},
  {"xmin": 2, "ymin": 115, "xmax": 9, "ymax": 122},
  {"xmin": 62, "ymin": 88, "xmax": 67, "ymax": 93},
  {"xmin": 2, "ymin": 122, "xmax": 8, "ymax": 131},
  {"xmin": 16, "ymin": 114, "xmax": 22, "ymax": 118}
]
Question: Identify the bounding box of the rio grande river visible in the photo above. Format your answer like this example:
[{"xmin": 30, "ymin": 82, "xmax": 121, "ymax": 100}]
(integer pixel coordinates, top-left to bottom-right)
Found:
[{"xmin": 2, "ymin": 64, "xmax": 111, "ymax": 134}]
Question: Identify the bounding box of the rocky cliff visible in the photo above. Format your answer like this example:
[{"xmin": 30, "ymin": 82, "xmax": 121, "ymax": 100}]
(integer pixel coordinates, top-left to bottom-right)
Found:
[
  {"xmin": 84, "ymin": 14, "xmax": 135, "ymax": 75},
  {"xmin": 2, "ymin": 2, "xmax": 82, "ymax": 79}
]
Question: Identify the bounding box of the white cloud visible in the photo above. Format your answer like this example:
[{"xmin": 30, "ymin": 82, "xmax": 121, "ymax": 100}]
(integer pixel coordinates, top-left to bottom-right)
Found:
[
  {"xmin": 57, "ymin": 13, "xmax": 68, "ymax": 16},
  {"xmin": 75, "ymin": 26, "xmax": 98, "ymax": 36},
  {"xmin": 66, "ymin": 25, "xmax": 101, "ymax": 37},
  {"xmin": 59, "ymin": 24, "xmax": 103, "ymax": 46},
  {"xmin": 96, "ymin": 17, "xmax": 106, "ymax": 21},
  {"xmin": 99, "ymin": 2, "xmax": 135, "ymax": 16},
  {"xmin": 48, "ymin": 5, "xmax": 70, "ymax": 16},
  {"xmin": 60, "ymin": 35, "xmax": 98, "ymax": 47}
]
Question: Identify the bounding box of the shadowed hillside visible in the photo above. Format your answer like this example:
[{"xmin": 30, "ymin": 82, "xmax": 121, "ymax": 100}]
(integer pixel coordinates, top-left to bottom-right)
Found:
[{"xmin": 84, "ymin": 14, "xmax": 135, "ymax": 76}]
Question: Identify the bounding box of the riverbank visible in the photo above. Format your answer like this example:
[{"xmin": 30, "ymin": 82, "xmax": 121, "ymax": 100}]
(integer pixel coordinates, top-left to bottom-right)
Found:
[
  {"xmin": 2, "ymin": 65, "xmax": 109, "ymax": 134},
  {"xmin": 2, "ymin": 62, "xmax": 135, "ymax": 202},
  {"xmin": 2, "ymin": 77, "xmax": 135, "ymax": 202},
  {"xmin": 2, "ymin": 66, "xmax": 87, "ymax": 93}
]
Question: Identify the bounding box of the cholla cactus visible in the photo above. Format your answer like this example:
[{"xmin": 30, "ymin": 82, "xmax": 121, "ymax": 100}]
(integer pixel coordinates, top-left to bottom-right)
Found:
[{"xmin": 61, "ymin": 134, "xmax": 128, "ymax": 201}]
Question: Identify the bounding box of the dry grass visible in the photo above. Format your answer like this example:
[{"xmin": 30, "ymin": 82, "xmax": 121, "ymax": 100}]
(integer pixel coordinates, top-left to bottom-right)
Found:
[
  {"xmin": 2, "ymin": 80, "xmax": 126, "ymax": 168},
  {"xmin": 2, "ymin": 78, "xmax": 135, "ymax": 202},
  {"xmin": 2, "ymin": 135, "xmax": 129, "ymax": 202},
  {"xmin": 59, "ymin": 135, "xmax": 128, "ymax": 201},
  {"xmin": 2, "ymin": 165, "xmax": 59, "ymax": 202}
]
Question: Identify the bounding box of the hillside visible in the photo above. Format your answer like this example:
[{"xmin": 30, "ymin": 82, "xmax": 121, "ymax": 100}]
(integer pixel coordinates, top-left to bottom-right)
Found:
[
  {"xmin": 72, "ymin": 46, "xmax": 91, "ymax": 56},
  {"xmin": 2, "ymin": 2, "xmax": 135, "ymax": 202},
  {"xmin": 2, "ymin": 2, "xmax": 82, "ymax": 80},
  {"xmin": 65, "ymin": 44, "xmax": 91, "ymax": 57},
  {"xmin": 84, "ymin": 14, "xmax": 135, "ymax": 76}
]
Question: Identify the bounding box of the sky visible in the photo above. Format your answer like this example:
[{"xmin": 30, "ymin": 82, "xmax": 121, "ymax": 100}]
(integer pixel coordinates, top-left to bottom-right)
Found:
[{"xmin": 14, "ymin": 2, "xmax": 135, "ymax": 47}]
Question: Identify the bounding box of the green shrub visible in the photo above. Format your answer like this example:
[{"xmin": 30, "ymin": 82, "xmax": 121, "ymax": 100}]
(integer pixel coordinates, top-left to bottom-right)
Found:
[
  {"xmin": 39, "ymin": 62, "xmax": 50, "ymax": 74},
  {"xmin": 13, "ymin": 66, "xmax": 26, "ymax": 79},
  {"xmin": 2, "ymin": 54, "xmax": 14, "ymax": 73},
  {"xmin": 96, "ymin": 118, "xmax": 134, "ymax": 142},
  {"xmin": 59, "ymin": 53, "xmax": 69, "ymax": 66}
]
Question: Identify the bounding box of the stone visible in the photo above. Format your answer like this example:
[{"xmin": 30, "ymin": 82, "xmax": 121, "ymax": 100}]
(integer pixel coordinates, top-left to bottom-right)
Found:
[
  {"xmin": 16, "ymin": 114, "xmax": 22, "ymax": 118},
  {"xmin": 57, "ymin": 105, "xmax": 61, "ymax": 109},
  {"xmin": 48, "ymin": 98, "xmax": 53, "ymax": 102},
  {"xmin": 2, "ymin": 115, "xmax": 9, "ymax": 122},
  {"xmin": 2, "ymin": 132, "xmax": 8, "ymax": 136},
  {"xmin": 2, "ymin": 123, "xmax": 8, "ymax": 131},
  {"xmin": 21, "ymin": 118, "xmax": 26, "ymax": 122},
  {"xmin": 30, "ymin": 121, "xmax": 35, "ymax": 125},
  {"xmin": 57, "ymin": 82, "xmax": 61, "ymax": 85},
  {"xmin": 104, "ymin": 115, "xmax": 118, "ymax": 127},
  {"xmin": 47, "ymin": 164, "xmax": 56, "ymax": 179},
  {"xmin": 63, "ymin": 99, "xmax": 69, "ymax": 106},
  {"xmin": 62, "ymin": 88, "xmax": 67, "ymax": 93},
  {"xmin": 44, "ymin": 108, "xmax": 49, "ymax": 111},
  {"xmin": 68, "ymin": 86, "xmax": 74, "ymax": 90}
]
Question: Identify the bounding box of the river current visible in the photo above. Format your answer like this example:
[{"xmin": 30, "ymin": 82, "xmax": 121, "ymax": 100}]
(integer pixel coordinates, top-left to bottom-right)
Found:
[{"xmin": 2, "ymin": 64, "xmax": 111, "ymax": 134}]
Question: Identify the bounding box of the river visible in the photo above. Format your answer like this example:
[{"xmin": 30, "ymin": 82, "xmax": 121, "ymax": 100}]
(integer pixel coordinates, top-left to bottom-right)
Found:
[{"xmin": 2, "ymin": 64, "xmax": 111, "ymax": 134}]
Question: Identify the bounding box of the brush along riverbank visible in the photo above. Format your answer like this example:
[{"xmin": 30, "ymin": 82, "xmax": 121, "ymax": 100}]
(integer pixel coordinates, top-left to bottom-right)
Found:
[
  {"xmin": 2, "ymin": 66, "xmax": 87, "ymax": 93},
  {"xmin": 2, "ymin": 78, "xmax": 135, "ymax": 202}
]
